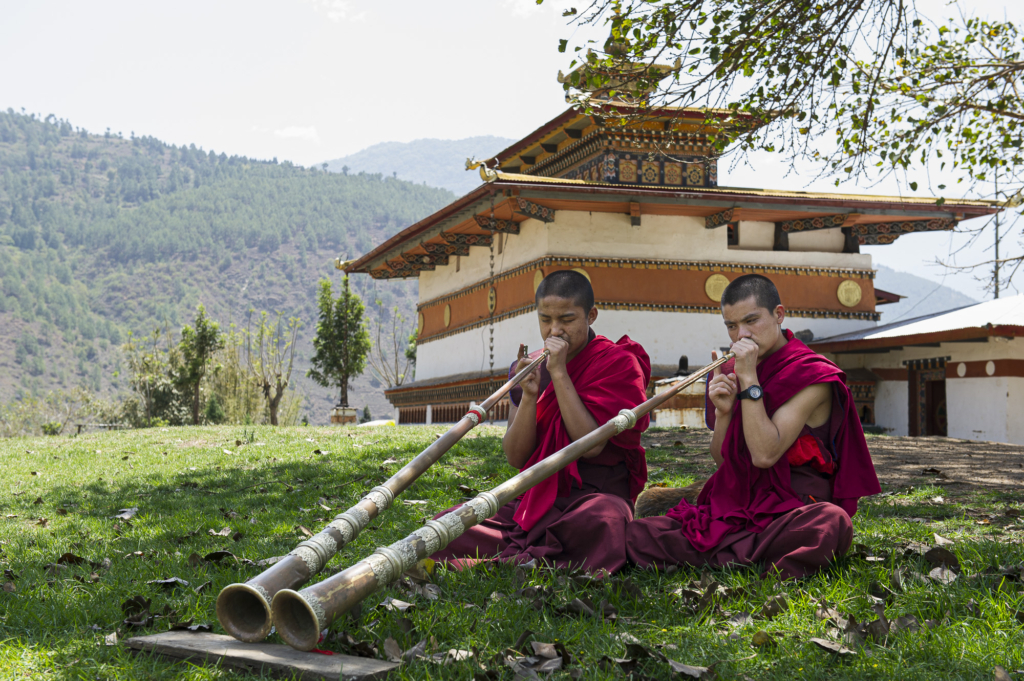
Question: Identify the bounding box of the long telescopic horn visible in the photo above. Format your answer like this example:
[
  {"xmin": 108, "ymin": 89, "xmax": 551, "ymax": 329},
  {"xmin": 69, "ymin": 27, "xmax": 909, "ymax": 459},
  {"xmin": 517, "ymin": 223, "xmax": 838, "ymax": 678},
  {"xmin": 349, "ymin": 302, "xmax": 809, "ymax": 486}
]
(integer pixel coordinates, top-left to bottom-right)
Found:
[
  {"xmin": 271, "ymin": 352, "xmax": 735, "ymax": 651},
  {"xmin": 216, "ymin": 348, "xmax": 550, "ymax": 642}
]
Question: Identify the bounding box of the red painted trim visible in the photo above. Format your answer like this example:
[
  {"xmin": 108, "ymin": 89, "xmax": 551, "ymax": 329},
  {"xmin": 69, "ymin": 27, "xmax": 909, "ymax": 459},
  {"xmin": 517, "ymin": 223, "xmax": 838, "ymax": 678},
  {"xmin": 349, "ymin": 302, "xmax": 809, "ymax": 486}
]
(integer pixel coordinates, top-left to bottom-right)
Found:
[
  {"xmin": 384, "ymin": 372, "xmax": 505, "ymax": 398},
  {"xmin": 871, "ymin": 367, "xmax": 909, "ymax": 381},
  {"xmin": 946, "ymin": 359, "xmax": 1024, "ymax": 379},
  {"xmin": 812, "ymin": 325, "xmax": 1024, "ymax": 353}
]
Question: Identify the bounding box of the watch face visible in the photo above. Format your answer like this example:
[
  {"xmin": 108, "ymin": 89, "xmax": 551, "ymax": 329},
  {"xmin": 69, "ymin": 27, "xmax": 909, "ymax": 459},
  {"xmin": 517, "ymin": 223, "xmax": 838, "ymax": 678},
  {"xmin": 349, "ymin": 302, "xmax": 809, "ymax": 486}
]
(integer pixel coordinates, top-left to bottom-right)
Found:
[{"xmin": 749, "ymin": 386, "xmax": 763, "ymax": 399}]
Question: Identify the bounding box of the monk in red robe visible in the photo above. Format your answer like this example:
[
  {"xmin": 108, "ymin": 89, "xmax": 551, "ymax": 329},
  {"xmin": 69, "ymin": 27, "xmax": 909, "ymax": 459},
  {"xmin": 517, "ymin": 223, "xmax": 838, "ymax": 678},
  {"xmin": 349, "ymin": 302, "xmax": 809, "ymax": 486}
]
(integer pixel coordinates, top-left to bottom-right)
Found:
[
  {"xmin": 627, "ymin": 274, "xmax": 880, "ymax": 579},
  {"xmin": 431, "ymin": 270, "xmax": 651, "ymax": 573}
]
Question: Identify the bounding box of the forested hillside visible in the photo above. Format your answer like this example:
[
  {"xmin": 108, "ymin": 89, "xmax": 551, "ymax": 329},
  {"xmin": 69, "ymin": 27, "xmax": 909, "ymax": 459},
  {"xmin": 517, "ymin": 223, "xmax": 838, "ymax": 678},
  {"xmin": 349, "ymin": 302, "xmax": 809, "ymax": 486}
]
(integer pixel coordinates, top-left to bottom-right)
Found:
[{"xmin": 0, "ymin": 110, "xmax": 454, "ymax": 423}]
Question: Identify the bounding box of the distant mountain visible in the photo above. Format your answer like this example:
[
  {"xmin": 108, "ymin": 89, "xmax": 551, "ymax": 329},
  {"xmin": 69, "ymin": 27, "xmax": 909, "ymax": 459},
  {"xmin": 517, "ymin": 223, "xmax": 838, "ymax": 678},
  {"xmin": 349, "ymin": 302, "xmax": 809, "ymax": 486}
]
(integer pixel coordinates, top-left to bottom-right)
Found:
[
  {"xmin": 0, "ymin": 110, "xmax": 453, "ymax": 423},
  {"xmin": 874, "ymin": 265, "xmax": 980, "ymax": 323},
  {"xmin": 323, "ymin": 136, "xmax": 515, "ymax": 196}
]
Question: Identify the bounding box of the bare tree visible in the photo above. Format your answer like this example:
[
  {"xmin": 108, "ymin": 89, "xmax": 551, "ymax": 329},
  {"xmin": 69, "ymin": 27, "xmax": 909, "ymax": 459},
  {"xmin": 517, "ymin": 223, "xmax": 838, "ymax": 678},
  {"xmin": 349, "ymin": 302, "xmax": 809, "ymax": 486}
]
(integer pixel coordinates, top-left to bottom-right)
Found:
[
  {"xmin": 245, "ymin": 310, "xmax": 301, "ymax": 426},
  {"xmin": 367, "ymin": 302, "xmax": 416, "ymax": 389}
]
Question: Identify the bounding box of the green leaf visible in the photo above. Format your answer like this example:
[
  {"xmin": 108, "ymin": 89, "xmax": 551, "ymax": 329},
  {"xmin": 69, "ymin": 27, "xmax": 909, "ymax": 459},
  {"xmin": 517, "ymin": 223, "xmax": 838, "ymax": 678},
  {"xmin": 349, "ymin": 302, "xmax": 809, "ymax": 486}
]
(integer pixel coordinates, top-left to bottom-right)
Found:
[{"xmin": 909, "ymin": 182, "xmax": 918, "ymax": 191}]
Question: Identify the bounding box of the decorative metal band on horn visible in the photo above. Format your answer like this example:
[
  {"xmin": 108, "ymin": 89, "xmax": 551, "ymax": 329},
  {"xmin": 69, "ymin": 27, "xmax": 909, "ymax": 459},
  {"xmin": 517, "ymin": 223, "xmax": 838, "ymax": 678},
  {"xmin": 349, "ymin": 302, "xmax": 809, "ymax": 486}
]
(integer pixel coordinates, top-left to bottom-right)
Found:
[
  {"xmin": 613, "ymin": 409, "xmax": 638, "ymax": 433},
  {"xmin": 465, "ymin": 404, "xmax": 488, "ymax": 426},
  {"xmin": 216, "ymin": 347, "xmax": 554, "ymax": 644}
]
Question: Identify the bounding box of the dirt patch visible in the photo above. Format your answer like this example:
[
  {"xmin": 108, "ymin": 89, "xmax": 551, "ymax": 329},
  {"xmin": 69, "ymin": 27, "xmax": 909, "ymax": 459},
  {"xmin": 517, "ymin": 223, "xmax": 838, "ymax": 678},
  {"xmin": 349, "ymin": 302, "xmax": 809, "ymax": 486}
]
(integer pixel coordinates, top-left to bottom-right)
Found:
[{"xmin": 642, "ymin": 429, "xmax": 1024, "ymax": 492}]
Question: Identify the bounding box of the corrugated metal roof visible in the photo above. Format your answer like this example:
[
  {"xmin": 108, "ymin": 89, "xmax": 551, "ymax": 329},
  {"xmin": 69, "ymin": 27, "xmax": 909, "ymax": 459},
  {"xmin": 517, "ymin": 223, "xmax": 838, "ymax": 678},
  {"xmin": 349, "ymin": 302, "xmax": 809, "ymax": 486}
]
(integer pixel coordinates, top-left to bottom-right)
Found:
[{"xmin": 814, "ymin": 293, "xmax": 1024, "ymax": 343}]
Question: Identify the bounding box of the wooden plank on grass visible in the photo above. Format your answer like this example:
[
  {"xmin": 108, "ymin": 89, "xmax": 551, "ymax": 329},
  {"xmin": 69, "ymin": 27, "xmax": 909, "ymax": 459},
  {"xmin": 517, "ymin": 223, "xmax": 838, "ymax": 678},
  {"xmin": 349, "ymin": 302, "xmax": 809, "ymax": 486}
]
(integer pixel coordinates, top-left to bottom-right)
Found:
[{"xmin": 126, "ymin": 631, "xmax": 399, "ymax": 680}]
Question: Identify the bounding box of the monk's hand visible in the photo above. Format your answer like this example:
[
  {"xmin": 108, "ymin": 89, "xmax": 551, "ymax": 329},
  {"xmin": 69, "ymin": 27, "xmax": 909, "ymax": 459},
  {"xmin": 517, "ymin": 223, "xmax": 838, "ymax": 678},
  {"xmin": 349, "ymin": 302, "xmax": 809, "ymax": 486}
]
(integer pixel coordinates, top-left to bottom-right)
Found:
[
  {"xmin": 708, "ymin": 365, "xmax": 738, "ymax": 415},
  {"xmin": 517, "ymin": 356, "xmax": 541, "ymax": 399},
  {"xmin": 544, "ymin": 335, "xmax": 571, "ymax": 377},
  {"xmin": 730, "ymin": 338, "xmax": 760, "ymax": 388}
]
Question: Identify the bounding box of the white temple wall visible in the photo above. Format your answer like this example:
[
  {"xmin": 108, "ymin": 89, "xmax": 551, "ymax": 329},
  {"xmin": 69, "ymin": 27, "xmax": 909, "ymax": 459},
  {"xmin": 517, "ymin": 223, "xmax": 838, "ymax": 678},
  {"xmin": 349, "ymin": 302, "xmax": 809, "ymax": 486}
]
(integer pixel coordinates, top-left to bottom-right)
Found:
[
  {"xmin": 1007, "ymin": 378, "xmax": 1024, "ymax": 445},
  {"xmin": 874, "ymin": 381, "xmax": 909, "ymax": 436},
  {"xmin": 415, "ymin": 314, "xmax": 539, "ymax": 381},
  {"xmin": 947, "ymin": 377, "xmax": 1009, "ymax": 443},
  {"xmin": 418, "ymin": 211, "xmax": 875, "ymax": 302},
  {"xmin": 735, "ymin": 221, "xmax": 775, "ymax": 250},
  {"xmin": 789, "ymin": 228, "xmax": 846, "ymax": 252}
]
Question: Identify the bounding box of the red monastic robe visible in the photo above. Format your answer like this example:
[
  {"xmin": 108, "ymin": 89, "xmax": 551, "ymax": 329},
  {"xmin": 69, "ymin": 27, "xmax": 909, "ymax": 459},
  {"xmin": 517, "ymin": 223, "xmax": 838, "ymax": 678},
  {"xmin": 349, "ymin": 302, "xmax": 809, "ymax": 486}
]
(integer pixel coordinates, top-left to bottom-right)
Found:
[
  {"xmin": 627, "ymin": 331, "xmax": 879, "ymax": 578},
  {"xmin": 431, "ymin": 333, "xmax": 651, "ymax": 572}
]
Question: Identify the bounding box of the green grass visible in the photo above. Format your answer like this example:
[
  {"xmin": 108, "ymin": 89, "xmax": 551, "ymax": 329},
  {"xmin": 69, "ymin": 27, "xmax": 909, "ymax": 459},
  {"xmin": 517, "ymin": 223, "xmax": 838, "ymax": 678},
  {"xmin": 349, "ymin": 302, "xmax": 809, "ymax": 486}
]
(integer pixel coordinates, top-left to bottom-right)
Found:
[{"xmin": 1, "ymin": 426, "xmax": 1022, "ymax": 680}]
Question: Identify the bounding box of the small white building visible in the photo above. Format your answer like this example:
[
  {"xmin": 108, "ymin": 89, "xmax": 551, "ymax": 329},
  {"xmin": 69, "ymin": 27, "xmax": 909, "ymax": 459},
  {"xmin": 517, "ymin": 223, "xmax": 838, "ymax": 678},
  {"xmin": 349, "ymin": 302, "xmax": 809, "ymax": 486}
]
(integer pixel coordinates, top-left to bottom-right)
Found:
[{"xmin": 812, "ymin": 294, "xmax": 1024, "ymax": 444}]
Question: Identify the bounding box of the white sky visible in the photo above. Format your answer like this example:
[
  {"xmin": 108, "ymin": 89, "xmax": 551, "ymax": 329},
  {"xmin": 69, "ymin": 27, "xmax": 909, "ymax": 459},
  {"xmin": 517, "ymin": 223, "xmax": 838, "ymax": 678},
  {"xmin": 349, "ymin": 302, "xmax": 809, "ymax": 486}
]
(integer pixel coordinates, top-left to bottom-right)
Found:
[{"xmin": 2, "ymin": 0, "xmax": 1019, "ymax": 301}]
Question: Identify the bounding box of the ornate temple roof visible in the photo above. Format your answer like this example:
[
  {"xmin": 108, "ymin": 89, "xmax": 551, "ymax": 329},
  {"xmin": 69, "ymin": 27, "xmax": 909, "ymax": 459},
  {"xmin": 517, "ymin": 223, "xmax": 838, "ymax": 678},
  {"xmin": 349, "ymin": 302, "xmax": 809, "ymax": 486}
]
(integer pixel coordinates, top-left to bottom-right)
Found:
[{"xmin": 343, "ymin": 172, "xmax": 999, "ymax": 280}]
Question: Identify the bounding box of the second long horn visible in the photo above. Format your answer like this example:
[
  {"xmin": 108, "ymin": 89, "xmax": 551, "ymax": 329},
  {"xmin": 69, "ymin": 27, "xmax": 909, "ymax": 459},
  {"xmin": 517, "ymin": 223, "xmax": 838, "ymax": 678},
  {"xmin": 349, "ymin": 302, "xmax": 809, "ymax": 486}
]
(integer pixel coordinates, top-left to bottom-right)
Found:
[{"xmin": 215, "ymin": 349, "xmax": 549, "ymax": 642}]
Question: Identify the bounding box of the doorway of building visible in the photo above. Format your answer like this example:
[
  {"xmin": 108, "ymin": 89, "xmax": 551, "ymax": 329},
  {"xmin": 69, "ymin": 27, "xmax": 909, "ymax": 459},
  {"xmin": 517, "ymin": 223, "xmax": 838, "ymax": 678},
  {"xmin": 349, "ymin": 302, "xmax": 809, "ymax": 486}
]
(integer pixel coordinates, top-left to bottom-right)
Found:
[{"xmin": 910, "ymin": 367, "xmax": 947, "ymax": 436}]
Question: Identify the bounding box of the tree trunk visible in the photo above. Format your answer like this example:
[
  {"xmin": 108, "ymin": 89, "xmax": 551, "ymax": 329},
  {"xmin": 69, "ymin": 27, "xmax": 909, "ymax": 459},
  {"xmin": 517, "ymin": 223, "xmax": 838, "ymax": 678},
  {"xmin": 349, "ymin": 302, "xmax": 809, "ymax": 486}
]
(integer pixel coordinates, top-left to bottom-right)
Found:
[
  {"xmin": 192, "ymin": 383, "xmax": 201, "ymax": 425},
  {"xmin": 340, "ymin": 377, "xmax": 349, "ymax": 408},
  {"xmin": 268, "ymin": 394, "xmax": 280, "ymax": 426}
]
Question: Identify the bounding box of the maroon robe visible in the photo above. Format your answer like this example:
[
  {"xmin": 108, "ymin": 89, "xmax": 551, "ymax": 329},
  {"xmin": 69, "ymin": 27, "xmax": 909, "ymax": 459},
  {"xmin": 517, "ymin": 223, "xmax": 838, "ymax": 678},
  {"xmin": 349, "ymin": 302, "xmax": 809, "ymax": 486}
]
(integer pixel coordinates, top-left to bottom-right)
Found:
[
  {"xmin": 431, "ymin": 333, "xmax": 651, "ymax": 573},
  {"xmin": 626, "ymin": 330, "xmax": 879, "ymax": 579}
]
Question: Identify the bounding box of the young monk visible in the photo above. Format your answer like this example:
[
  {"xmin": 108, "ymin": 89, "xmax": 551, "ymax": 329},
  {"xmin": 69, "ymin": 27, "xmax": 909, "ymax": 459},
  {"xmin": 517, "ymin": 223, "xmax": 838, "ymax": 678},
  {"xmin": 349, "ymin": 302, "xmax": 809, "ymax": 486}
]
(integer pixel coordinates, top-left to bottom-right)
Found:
[
  {"xmin": 431, "ymin": 270, "xmax": 651, "ymax": 572},
  {"xmin": 626, "ymin": 274, "xmax": 880, "ymax": 579}
]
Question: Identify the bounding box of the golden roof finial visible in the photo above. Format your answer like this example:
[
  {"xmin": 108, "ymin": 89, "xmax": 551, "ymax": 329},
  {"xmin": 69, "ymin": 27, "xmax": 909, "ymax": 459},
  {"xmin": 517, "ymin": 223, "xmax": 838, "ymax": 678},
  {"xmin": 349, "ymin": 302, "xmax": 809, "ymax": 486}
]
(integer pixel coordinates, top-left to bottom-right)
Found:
[{"xmin": 465, "ymin": 157, "xmax": 500, "ymax": 183}]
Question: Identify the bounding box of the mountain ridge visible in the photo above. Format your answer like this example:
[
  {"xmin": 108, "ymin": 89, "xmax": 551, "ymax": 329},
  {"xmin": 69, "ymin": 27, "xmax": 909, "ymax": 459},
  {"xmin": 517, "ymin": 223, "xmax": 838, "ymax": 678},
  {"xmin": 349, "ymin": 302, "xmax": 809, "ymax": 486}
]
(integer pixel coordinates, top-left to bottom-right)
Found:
[{"xmin": 323, "ymin": 136, "xmax": 515, "ymax": 195}]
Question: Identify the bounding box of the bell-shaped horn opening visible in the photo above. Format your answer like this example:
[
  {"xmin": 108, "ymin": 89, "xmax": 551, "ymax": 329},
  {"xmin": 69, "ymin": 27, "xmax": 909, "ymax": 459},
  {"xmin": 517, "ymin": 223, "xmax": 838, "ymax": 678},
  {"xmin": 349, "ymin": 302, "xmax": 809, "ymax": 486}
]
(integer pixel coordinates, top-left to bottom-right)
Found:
[
  {"xmin": 272, "ymin": 589, "xmax": 321, "ymax": 651},
  {"xmin": 216, "ymin": 584, "xmax": 274, "ymax": 643}
]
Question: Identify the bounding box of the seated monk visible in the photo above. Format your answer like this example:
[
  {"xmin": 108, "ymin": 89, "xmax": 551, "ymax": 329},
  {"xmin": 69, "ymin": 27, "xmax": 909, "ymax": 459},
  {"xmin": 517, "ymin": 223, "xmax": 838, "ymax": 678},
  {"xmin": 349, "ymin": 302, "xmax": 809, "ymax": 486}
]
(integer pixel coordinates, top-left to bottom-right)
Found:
[
  {"xmin": 431, "ymin": 270, "xmax": 651, "ymax": 573},
  {"xmin": 626, "ymin": 274, "xmax": 880, "ymax": 580}
]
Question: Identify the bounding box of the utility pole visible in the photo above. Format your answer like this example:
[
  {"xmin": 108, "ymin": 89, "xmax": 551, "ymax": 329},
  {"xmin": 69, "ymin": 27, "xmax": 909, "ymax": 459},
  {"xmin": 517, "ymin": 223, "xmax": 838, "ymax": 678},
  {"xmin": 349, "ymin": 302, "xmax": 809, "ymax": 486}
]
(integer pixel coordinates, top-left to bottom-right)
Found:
[{"xmin": 994, "ymin": 171, "xmax": 1001, "ymax": 299}]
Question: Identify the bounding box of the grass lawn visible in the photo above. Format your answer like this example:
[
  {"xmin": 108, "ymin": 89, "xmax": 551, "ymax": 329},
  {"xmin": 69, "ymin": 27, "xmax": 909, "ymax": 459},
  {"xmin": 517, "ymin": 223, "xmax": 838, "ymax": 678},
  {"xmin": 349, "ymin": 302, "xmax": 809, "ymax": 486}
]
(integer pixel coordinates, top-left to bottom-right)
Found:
[{"xmin": 1, "ymin": 425, "xmax": 1022, "ymax": 680}]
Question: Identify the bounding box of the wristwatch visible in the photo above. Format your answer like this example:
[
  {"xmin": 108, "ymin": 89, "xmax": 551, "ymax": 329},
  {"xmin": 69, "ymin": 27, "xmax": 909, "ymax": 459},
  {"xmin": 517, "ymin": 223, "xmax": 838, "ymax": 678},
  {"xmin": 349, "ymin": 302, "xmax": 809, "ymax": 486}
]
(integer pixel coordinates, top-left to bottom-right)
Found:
[{"xmin": 737, "ymin": 385, "xmax": 763, "ymax": 401}]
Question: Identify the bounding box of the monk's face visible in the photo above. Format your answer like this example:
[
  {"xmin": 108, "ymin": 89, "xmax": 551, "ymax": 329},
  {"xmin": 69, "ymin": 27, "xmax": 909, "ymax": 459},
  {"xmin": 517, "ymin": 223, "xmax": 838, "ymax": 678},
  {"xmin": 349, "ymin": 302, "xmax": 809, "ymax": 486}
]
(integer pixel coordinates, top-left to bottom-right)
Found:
[
  {"xmin": 721, "ymin": 296, "xmax": 786, "ymax": 360},
  {"xmin": 536, "ymin": 296, "xmax": 597, "ymax": 358}
]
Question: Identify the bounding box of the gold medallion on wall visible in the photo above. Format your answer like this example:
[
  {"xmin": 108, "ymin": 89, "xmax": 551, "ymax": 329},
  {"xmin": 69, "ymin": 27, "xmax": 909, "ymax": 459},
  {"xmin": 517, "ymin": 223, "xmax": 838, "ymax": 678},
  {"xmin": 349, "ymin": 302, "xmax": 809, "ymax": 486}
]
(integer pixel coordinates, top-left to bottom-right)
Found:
[
  {"xmin": 572, "ymin": 267, "xmax": 591, "ymax": 282},
  {"xmin": 533, "ymin": 269, "xmax": 545, "ymax": 293},
  {"xmin": 704, "ymin": 273, "xmax": 730, "ymax": 302},
  {"xmin": 417, "ymin": 312, "xmax": 424, "ymax": 334},
  {"xmin": 487, "ymin": 287, "xmax": 497, "ymax": 314},
  {"xmin": 443, "ymin": 304, "xmax": 451, "ymax": 328},
  {"xmin": 837, "ymin": 279, "xmax": 863, "ymax": 307}
]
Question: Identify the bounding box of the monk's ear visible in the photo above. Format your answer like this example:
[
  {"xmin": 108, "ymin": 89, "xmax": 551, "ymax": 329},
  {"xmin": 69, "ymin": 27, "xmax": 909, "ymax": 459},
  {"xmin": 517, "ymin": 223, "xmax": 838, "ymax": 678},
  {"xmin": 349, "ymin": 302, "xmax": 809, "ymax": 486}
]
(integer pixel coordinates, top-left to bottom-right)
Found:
[
  {"xmin": 774, "ymin": 304, "xmax": 786, "ymax": 325},
  {"xmin": 588, "ymin": 306, "xmax": 599, "ymax": 325}
]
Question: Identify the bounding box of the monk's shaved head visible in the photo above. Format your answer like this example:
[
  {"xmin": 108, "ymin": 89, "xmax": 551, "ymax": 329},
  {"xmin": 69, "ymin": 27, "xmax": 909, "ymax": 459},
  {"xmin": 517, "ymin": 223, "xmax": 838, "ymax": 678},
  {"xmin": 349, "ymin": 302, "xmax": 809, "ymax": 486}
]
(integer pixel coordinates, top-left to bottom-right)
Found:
[
  {"xmin": 536, "ymin": 270, "xmax": 594, "ymax": 312},
  {"xmin": 721, "ymin": 274, "xmax": 781, "ymax": 312}
]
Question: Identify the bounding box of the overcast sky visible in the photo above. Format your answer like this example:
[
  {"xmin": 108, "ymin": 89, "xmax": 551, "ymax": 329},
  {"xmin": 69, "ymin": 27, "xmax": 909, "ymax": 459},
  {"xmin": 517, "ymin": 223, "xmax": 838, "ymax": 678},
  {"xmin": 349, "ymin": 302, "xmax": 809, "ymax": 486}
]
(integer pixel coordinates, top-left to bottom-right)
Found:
[{"xmin": 2, "ymin": 0, "xmax": 1020, "ymax": 301}]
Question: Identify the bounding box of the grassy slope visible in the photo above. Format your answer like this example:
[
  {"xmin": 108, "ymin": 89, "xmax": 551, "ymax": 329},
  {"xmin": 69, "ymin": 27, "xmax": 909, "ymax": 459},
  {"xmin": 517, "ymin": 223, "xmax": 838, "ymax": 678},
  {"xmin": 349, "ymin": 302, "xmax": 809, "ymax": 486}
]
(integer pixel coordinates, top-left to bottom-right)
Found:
[{"xmin": 0, "ymin": 426, "xmax": 1022, "ymax": 680}]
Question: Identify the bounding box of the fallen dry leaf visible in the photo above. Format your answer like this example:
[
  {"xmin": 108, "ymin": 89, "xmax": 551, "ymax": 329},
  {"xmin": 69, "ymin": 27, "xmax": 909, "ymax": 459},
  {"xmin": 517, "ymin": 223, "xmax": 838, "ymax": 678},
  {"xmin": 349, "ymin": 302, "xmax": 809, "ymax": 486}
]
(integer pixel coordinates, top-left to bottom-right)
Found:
[
  {"xmin": 668, "ymin": 660, "xmax": 713, "ymax": 679},
  {"xmin": 147, "ymin": 577, "xmax": 190, "ymax": 589},
  {"xmin": 760, "ymin": 594, "xmax": 788, "ymax": 620},
  {"xmin": 810, "ymin": 638, "xmax": 856, "ymax": 656},
  {"xmin": 112, "ymin": 508, "xmax": 138, "ymax": 521},
  {"xmin": 934, "ymin": 533, "xmax": 955, "ymax": 547},
  {"xmin": 3, "ymin": 582, "xmax": 15, "ymax": 593},
  {"xmin": 929, "ymin": 567, "xmax": 958, "ymax": 585},
  {"xmin": 208, "ymin": 527, "xmax": 232, "ymax": 537},
  {"xmin": 751, "ymin": 631, "xmax": 775, "ymax": 648},
  {"xmin": 383, "ymin": 637, "xmax": 403, "ymax": 662},
  {"xmin": 104, "ymin": 632, "xmax": 118, "ymax": 646},
  {"xmin": 379, "ymin": 597, "xmax": 416, "ymax": 612}
]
